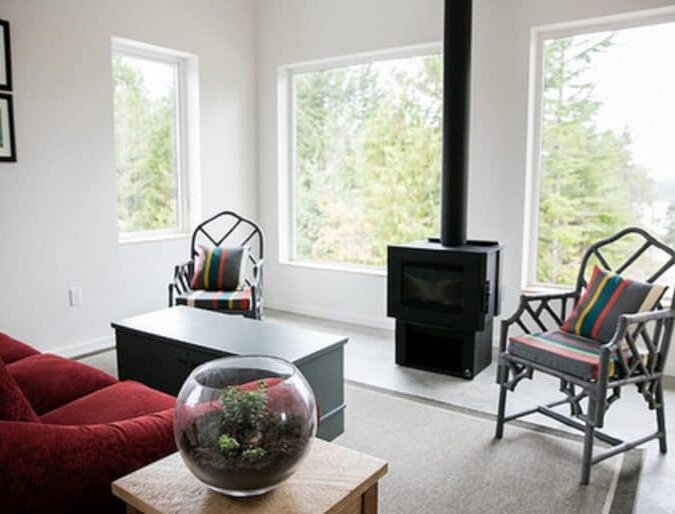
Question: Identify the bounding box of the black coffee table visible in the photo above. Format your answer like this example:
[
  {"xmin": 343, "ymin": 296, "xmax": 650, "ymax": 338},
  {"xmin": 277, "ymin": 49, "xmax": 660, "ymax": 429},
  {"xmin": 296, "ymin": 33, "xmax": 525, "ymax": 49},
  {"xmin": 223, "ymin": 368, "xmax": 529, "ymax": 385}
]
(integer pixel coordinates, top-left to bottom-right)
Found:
[{"xmin": 111, "ymin": 306, "xmax": 347, "ymax": 440}]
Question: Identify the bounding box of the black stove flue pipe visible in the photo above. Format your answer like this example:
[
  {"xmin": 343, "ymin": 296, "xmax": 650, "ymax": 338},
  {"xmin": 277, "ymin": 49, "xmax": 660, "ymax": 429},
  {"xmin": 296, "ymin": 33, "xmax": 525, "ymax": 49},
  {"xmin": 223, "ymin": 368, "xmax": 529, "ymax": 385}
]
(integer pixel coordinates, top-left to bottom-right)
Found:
[{"xmin": 440, "ymin": 0, "xmax": 472, "ymax": 247}]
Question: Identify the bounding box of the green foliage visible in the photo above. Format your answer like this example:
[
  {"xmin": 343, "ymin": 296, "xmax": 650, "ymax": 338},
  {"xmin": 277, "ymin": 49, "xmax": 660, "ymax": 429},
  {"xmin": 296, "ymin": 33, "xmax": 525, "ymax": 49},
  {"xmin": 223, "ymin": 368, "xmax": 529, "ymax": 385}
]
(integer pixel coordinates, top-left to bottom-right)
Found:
[
  {"xmin": 220, "ymin": 382, "xmax": 269, "ymax": 438},
  {"xmin": 296, "ymin": 40, "xmax": 656, "ymax": 280},
  {"xmin": 241, "ymin": 447, "xmax": 267, "ymax": 463},
  {"xmin": 211, "ymin": 381, "xmax": 274, "ymax": 468},
  {"xmin": 217, "ymin": 434, "xmax": 240, "ymax": 454},
  {"xmin": 537, "ymin": 34, "xmax": 653, "ymax": 284},
  {"xmin": 295, "ymin": 55, "xmax": 441, "ymax": 266},
  {"xmin": 113, "ymin": 56, "xmax": 178, "ymax": 233}
]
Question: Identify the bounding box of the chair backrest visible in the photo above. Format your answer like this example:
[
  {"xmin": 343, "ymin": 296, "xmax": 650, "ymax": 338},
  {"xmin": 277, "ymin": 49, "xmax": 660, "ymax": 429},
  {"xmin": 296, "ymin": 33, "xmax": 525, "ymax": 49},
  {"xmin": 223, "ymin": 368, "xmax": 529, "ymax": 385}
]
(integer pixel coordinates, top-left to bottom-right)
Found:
[
  {"xmin": 575, "ymin": 227, "xmax": 675, "ymax": 309},
  {"xmin": 190, "ymin": 211, "xmax": 264, "ymax": 287}
]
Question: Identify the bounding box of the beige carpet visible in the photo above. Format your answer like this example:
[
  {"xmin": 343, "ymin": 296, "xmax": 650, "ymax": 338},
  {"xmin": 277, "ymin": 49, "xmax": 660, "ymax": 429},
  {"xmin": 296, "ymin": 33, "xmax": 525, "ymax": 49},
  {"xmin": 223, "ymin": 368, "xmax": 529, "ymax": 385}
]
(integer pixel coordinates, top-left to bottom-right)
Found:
[{"xmin": 335, "ymin": 383, "xmax": 641, "ymax": 514}]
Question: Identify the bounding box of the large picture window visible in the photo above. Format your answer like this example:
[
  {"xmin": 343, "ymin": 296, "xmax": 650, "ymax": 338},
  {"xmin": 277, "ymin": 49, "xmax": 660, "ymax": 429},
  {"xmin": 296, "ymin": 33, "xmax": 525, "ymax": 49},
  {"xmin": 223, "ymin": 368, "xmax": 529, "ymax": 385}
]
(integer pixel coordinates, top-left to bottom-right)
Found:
[
  {"xmin": 289, "ymin": 49, "xmax": 442, "ymax": 269},
  {"xmin": 112, "ymin": 40, "xmax": 189, "ymax": 241},
  {"xmin": 529, "ymin": 12, "xmax": 675, "ymax": 286}
]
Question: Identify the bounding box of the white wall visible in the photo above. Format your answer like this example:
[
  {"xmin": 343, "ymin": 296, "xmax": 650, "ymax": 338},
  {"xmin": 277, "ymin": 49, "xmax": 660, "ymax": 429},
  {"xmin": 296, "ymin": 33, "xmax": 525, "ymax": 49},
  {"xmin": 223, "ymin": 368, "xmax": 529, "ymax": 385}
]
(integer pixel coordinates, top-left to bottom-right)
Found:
[
  {"xmin": 255, "ymin": 0, "xmax": 675, "ymax": 345},
  {"xmin": 0, "ymin": 0, "xmax": 257, "ymax": 355}
]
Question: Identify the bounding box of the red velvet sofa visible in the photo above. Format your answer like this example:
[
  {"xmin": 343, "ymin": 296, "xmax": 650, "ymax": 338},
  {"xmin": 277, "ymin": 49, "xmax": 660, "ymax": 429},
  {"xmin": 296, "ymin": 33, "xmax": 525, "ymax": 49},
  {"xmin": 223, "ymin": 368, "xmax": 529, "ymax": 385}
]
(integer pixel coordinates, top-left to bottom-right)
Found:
[{"xmin": 0, "ymin": 331, "xmax": 176, "ymax": 514}]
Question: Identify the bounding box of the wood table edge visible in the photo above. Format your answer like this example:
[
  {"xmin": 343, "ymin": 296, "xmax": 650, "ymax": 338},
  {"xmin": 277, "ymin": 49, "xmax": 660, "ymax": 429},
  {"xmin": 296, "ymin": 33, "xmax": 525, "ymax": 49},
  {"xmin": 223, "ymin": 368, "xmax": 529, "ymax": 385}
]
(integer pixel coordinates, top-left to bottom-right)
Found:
[
  {"xmin": 112, "ymin": 481, "xmax": 164, "ymax": 514},
  {"xmin": 324, "ymin": 460, "xmax": 388, "ymax": 514}
]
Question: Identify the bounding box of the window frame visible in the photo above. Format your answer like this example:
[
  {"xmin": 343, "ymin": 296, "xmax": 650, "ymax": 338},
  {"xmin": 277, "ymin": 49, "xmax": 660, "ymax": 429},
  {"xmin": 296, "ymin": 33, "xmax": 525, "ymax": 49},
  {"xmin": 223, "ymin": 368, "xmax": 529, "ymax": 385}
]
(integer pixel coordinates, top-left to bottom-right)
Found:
[
  {"xmin": 523, "ymin": 6, "xmax": 675, "ymax": 291},
  {"xmin": 112, "ymin": 38, "xmax": 192, "ymax": 244},
  {"xmin": 278, "ymin": 43, "xmax": 442, "ymax": 274}
]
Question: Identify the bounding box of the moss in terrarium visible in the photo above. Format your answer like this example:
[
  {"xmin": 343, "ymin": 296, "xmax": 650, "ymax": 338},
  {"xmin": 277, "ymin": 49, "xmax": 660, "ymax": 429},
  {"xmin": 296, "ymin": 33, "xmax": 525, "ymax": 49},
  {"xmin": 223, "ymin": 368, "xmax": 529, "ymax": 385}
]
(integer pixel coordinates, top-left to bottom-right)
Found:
[{"xmin": 218, "ymin": 434, "xmax": 240, "ymax": 454}]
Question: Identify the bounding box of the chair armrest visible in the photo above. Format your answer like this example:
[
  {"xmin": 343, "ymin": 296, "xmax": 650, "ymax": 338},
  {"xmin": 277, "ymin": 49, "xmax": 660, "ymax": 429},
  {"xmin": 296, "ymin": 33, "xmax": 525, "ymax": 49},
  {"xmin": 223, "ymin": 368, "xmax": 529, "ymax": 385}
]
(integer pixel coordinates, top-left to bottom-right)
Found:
[
  {"xmin": 0, "ymin": 409, "xmax": 175, "ymax": 513},
  {"xmin": 500, "ymin": 290, "xmax": 578, "ymax": 352},
  {"xmin": 519, "ymin": 290, "xmax": 578, "ymax": 302},
  {"xmin": 169, "ymin": 261, "xmax": 194, "ymax": 306},
  {"xmin": 250, "ymin": 258, "xmax": 264, "ymax": 289},
  {"xmin": 602, "ymin": 308, "xmax": 675, "ymax": 351},
  {"xmin": 173, "ymin": 260, "xmax": 193, "ymax": 281},
  {"xmin": 618, "ymin": 309, "xmax": 674, "ymax": 326},
  {"xmin": 504, "ymin": 290, "xmax": 577, "ymax": 325},
  {"xmin": 597, "ymin": 308, "xmax": 675, "ymax": 383}
]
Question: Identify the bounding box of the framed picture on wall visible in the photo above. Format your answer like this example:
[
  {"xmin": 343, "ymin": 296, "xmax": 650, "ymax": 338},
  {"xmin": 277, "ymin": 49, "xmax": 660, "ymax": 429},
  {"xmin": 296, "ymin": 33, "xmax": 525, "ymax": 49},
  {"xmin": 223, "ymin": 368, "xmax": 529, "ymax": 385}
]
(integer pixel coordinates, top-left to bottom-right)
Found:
[
  {"xmin": 0, "ymin": 93, "xmax": 16, "ymax": 161},
  {"xmin": 0, "ymin": 20, "xmax": 11, "ymax": 91}
]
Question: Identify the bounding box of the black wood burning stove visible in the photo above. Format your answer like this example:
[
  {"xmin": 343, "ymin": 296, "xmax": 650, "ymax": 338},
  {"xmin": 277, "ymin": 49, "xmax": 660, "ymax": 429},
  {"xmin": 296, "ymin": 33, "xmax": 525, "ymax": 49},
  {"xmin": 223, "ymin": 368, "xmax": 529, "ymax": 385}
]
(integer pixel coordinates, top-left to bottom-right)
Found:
[{"xmin": 387, "ymin": 0, "xmax": 501, "ymax": 379}]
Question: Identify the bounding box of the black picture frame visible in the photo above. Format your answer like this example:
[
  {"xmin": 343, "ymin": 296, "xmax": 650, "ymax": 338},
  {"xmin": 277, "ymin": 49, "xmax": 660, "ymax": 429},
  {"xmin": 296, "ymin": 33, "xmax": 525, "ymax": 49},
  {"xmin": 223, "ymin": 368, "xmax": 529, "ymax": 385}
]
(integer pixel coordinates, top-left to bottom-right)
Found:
[
  {"xmin": 0, "ymin": 93, "xmax": 16, "ymax": 162},
  {"xmin": 0, "ymin": 19, "xmax": 11, "ymax": 92}
]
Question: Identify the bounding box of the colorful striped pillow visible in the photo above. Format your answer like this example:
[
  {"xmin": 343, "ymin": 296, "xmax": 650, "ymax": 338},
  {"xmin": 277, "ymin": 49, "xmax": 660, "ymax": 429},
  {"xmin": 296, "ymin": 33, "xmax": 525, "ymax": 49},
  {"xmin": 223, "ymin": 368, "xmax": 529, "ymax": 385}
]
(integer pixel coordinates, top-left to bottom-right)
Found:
[
  {"xmin": 191, "ymin": 245, "xmax": 250, "ymax": 292},
  {"xmin": 561, "ymin": 266, "xmax": 667, "ymax": 343}
]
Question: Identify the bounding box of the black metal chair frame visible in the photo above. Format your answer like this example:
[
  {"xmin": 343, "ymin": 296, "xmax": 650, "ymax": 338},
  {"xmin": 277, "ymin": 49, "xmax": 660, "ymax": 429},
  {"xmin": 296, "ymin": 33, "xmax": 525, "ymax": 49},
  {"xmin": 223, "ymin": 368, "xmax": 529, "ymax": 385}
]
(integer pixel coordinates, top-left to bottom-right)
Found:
[
  {"xmin": 496, "ymin": 227, "xmax": 675, "ymax": 483},
  {"xmin": 168, "ymin": 211, "xmax": 264, "ymax": 320}
]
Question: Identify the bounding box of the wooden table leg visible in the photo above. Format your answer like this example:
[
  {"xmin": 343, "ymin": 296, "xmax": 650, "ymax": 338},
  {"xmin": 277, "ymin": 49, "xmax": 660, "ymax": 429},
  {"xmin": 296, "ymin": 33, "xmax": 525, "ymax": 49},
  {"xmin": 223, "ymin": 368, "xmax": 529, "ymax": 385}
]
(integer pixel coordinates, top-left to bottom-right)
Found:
[{"xmin": 361, "ymin": 482, "xmax": 378, "ymax": 514}]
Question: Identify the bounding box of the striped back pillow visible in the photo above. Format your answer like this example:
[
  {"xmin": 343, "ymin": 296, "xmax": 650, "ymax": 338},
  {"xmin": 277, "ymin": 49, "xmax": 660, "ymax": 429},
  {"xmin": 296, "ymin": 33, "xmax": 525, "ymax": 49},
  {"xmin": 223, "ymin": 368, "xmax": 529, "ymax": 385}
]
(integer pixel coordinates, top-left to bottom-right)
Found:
[
  {"xmin": 191, "ymin": 245, "xmax": 250, "ymax": 292},
  {"xmin": 562, "ymin": 265, "xmax": 667, "ymax": 343}
]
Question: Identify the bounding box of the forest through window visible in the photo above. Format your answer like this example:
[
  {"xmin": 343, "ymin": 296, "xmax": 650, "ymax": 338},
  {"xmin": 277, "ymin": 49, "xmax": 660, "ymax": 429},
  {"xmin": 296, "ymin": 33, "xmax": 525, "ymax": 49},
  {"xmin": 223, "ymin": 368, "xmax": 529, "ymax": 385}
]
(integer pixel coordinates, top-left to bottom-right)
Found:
[
  {"xmin": 293, "ymin": 52, "xmax": 442, "ymax": 268},
  {"xmin": 112, "ymin": 46, "xmax": 184, "ymax": 238},
  {"xmin": 535, "ymin": 20, "xmax": 675, "ymax": 286}
]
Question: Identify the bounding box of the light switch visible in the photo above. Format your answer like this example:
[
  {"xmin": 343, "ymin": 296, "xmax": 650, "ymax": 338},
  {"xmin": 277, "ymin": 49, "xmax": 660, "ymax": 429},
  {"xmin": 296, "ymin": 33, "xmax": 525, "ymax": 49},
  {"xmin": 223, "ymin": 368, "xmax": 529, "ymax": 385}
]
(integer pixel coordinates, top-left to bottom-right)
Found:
[{"xmin": 69, "ymin": 287, "xmax": 83, "ymax": 307}]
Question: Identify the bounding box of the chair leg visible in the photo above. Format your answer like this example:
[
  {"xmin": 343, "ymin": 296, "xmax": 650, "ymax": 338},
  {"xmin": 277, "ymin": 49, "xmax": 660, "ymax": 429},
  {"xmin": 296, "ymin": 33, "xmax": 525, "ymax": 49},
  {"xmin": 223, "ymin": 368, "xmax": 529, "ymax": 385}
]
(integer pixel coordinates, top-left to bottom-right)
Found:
[
  {"xmin": 656, "ymin": 380, "xmax": 668, "ymax": 454},
  {"xmin": 581, "ymin": 416, "xmax": 595, "ymax": 485},
  {"xmin": 495, "ymin": 381, "xmax": 508, "ymax": 440}
]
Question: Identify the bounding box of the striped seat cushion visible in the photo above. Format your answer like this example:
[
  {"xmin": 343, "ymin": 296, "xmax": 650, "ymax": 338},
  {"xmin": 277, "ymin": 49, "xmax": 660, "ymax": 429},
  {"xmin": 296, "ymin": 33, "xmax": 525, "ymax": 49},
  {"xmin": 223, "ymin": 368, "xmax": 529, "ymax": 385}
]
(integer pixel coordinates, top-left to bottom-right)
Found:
[
  {"xmin": 508, "ymin": 330, "xmax": 644, "ymax": 381},
  {"xmin": 175, "ymin": 289, "xmax": 252, "ymax": 311},
  {"xmin": 561, "ymin": 265, "xmax": 667, "ymax": 343}
]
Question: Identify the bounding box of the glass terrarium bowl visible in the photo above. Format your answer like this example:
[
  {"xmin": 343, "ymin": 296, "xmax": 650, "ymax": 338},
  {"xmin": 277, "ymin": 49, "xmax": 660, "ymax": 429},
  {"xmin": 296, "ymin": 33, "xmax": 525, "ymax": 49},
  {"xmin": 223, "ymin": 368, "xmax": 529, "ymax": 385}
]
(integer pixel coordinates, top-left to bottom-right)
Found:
[{"xmin": 174, "ymin": 355, "xmax": 318, "ymax": 497}]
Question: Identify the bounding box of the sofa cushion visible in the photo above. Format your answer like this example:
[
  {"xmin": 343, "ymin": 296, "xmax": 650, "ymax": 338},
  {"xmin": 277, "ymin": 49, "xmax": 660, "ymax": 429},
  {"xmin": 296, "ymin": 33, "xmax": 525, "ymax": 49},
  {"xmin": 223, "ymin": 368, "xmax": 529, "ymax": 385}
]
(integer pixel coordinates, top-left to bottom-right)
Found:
[
  {"xmin": 41, "ymin": 381, "xmax": 175, "ymax": 425},
  {"xmin": 561, "ymin": 265, "xmax": 667, "ymax": 342},
  {"xmin": 0, "ymin": 331, "xmax": 40, "ymax": 364},
  {"xmin": 0, "ymin": 409, "xmax": 175, "ymax": 514},
  {"xmin": 7, "ymin": 354, "xmax": 117, "ymax": 415},
  {"xmin": 176, "ymin": 288, "xmax": 252, "ymax": 311},
  {"xmin": 0, "ymin": 357, "xmax": 40, "ymax": 422}
]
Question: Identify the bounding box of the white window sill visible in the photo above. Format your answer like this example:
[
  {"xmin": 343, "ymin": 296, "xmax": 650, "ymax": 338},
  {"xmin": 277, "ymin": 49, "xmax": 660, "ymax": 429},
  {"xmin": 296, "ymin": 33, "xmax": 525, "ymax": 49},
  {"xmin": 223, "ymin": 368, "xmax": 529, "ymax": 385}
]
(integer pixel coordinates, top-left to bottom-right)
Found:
[
  {"xmin": 279, "ymin": 259, "xmax": 387, "ymax": 277},
  {"xmin": 521, "ymin": 283, "xmax": 576, "ymax": 294},
  {"xmin": 118, "ymin": 232, "xmax": 191, "ymax": 246}
]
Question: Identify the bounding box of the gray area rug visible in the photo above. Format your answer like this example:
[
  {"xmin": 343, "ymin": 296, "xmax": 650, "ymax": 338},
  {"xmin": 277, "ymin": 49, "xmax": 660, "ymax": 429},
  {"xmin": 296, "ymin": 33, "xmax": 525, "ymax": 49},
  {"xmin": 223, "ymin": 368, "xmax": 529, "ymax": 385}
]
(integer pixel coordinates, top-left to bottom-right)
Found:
[{"xmin": 335, "ymin": 383, "xmax": 641, "ymax": 514}]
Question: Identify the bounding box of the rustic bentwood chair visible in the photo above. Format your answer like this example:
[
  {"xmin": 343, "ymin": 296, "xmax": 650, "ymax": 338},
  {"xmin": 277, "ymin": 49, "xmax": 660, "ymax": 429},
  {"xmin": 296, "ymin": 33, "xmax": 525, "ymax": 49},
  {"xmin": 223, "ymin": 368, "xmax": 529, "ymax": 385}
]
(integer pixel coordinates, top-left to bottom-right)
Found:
[
  {"xmin": 168, "ymin": 211, "xmax": 264, "ymax": 320},
  {"xmin": 496, "ymin": 227, "xmax": 675, "ymax": 484}
]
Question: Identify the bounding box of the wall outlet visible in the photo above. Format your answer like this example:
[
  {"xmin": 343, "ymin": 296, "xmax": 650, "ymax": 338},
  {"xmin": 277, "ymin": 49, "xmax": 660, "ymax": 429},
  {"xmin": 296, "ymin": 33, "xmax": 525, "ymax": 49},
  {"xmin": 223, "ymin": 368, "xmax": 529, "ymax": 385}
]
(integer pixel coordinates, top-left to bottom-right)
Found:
[{"xmin": 68, "ymin": 287, "xmax": 83, "ymax": 307}]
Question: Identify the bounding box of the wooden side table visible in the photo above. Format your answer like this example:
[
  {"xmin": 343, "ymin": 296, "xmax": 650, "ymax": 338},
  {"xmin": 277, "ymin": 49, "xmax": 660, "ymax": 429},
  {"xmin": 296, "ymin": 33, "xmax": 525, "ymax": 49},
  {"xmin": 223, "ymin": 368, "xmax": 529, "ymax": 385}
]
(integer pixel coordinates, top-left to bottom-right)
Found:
[{"xmin": 112, "ymin": 438, "xmax": 387, "ymax": 514}]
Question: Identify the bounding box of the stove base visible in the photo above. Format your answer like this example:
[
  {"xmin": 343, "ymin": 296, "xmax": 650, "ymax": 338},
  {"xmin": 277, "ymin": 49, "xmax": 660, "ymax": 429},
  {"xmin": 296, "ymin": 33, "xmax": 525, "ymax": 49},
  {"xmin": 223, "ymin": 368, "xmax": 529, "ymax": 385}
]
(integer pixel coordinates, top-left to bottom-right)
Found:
[{"xmin": 395, "ymin": 319, "xmax": 493, "ymax": 380}]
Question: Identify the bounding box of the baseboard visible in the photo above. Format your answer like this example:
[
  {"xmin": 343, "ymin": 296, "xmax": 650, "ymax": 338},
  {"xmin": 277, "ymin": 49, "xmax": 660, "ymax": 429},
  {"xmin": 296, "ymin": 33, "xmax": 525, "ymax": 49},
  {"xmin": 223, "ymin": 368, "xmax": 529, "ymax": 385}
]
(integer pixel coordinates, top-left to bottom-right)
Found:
[
  {"xmin": 664, "ymin": 374, "xmax": 675, "ymax": 389},
  {"xmin": 265, "ymin": 301, "xmax": 395, "ymax": 331},
  {"xmin": 52, "ymin": 335, "xmax": 115, "ymax": 359}
]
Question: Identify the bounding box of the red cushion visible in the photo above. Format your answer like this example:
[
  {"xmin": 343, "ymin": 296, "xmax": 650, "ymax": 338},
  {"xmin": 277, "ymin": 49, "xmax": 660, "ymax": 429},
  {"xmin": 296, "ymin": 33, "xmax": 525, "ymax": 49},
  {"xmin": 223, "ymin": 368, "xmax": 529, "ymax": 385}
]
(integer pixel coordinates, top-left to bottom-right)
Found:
[
  {"xmin": 0, "ymin": 357, "xmax": 39, "ymax": 422},
  {"xmin": 0, "ymin": 331, "xmax": 40, "ymax": 364},
  {"xmin": 0, "ymin": 410, "xmax": 176, "ymax": 514},
  {"xmin": 7, "ymin": 354, "xmax": 117, "ymax": 415},
  {"xmin": 240, "ymin": 377, "xmax": 311, "ymax": 417},
  {"xmin": 41, "ymin": 381, "xmax": 175, "ymax": 425}
]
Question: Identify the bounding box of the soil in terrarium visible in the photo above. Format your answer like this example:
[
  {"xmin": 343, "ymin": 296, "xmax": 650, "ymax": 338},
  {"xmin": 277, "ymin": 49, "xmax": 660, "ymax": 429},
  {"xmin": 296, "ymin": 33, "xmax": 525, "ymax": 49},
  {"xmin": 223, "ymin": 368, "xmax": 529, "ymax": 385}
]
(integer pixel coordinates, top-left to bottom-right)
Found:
[{"xmin": 179, "ymin": 380, "xmax": 312, "ymax": 492}]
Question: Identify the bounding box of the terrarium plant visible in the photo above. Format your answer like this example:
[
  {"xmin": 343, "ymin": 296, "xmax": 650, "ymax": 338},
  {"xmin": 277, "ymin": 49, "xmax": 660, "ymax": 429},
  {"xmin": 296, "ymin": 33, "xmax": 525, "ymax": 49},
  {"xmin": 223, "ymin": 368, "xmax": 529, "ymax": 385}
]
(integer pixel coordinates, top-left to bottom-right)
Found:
[{"xmin": 175, "ymin": 356, "xmax": 317, "ymax": 496}]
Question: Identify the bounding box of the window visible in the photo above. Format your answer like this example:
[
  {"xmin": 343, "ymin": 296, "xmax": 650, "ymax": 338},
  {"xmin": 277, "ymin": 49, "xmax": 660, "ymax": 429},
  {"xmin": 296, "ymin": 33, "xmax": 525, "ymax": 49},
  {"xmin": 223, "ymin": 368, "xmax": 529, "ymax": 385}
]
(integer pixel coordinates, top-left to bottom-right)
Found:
[
  {"xmin": 112, "ymin": 40, "xmax": 189, "ymax": 241},
  {"xmin": 528, "ymin": 10, "xmax": 675, "ymax": 287},
  {"xmin": 286, "ymin": 47, "xmax": 442, "ymax": 269}
]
